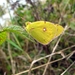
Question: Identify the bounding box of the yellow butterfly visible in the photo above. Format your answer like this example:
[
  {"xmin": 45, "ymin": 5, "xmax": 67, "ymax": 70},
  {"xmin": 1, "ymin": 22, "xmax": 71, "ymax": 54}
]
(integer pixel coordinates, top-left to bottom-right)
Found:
[{"xmin": 25, "ymin": 21, "xmax": 64, "ymax": 45}]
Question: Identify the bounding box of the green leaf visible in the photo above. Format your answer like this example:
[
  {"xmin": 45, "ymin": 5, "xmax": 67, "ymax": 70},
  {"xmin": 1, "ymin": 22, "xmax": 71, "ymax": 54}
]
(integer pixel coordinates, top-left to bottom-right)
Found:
[
  {"xmin": 3, "ymin": 25, "xmax": 35, "ymax": 43},
  {"xmin": 69, "ymin": 22, "xmax": 75, "ymax": 30},
  {"xmin": 3, "ymin": 25, "xmax": 24, "ymax": 34},
  {"xmin": 0, "ymin": 31, "xmax": 7, "ymax": 45},
  {"xmin": 7, "ymin": 39, "xmax": 23, "ymax": 51}
]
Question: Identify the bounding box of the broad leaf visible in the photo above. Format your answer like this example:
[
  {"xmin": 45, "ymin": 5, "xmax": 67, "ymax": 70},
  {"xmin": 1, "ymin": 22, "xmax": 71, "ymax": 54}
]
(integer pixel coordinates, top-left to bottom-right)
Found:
[{"xmin": 0, "ymin": 31, "xmax": 7, "ymax": 45}]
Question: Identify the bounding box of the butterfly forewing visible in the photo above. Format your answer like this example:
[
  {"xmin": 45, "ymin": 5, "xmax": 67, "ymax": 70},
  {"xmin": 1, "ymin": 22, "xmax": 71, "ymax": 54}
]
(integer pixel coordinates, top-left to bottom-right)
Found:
[
  {"xmin": 28, "ymin": 21, "xmax": 57, "ymax": 45},
  {"xmin": 26, "ymin": 21, "xmax": 64, "ymax": 45}
]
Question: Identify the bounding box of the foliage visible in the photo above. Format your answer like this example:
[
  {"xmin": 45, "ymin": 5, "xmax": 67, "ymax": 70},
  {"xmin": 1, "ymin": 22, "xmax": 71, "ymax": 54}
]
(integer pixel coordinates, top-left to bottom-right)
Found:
[
  {"xmin": 0, "ymin": 31, "xmax": 7, "ymax": 45},
  {"xmin": 0, "ymin": 0, "xmax": 75, "ymax": 75}
]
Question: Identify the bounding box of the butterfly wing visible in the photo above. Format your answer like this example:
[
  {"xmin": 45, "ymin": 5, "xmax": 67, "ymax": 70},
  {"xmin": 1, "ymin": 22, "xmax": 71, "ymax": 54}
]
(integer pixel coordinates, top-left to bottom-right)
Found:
[
  {"xmin": 26, "ymin": 21, "xmax": 64, "ymax": 45},
  {"xmin": 56, "ymin": 24, "xmax": 64, "ymax": 36}
]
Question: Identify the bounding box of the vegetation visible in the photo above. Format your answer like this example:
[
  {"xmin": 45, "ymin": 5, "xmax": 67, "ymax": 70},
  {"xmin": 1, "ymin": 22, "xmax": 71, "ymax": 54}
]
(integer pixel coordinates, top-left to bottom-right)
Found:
[{"xmin": 0, "ymin": 0, "xmax": 75, "ymax": 75}]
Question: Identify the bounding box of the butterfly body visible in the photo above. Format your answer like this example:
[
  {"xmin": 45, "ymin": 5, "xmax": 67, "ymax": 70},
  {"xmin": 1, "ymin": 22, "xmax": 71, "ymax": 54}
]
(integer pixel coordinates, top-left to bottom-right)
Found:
[{"xmin": 25, "ymin": 21, "xmax": 64, "ymax": 45}]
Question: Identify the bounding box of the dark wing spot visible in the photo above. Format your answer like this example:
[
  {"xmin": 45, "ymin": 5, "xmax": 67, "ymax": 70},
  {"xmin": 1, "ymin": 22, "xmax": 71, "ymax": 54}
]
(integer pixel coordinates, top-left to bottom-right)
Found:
[{"xmin": 43, "ymin": 27, "xmax": 47, "ymax": 32}]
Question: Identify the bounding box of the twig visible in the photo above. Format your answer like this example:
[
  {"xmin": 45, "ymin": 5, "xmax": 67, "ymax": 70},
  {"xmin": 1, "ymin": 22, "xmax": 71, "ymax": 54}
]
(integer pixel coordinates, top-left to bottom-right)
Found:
[
  {"xmin": 8, "ymin": 33, "xmax": 15, "ymax": 74},
  {"xmin": 28, "ymin": 48, "xmax": 43, "ymax": 75},
  {"xmin": 67, "ymin": 50, "xmax": 75, "ymax": 60},
  {"xmin": 60, "ymin": 61, "xmax": 75, "ymax": 75},
  {"xmin": 66, "ymin": 33, "xmax": 75, "ymax": 36},
  {"xmin": 14, "ymin": 51, "xmax": 73, "ymax": 75},
  {"xmin": 12, "ymin": 43, "xmax": 75, "ymax": 75},
  {"xmin": 13, "ymin": 40, "xmax": 75, "ymax": 75},
  {"xmin": 29, "ymin": 44, "xmax": 75, "ymax": 64}
]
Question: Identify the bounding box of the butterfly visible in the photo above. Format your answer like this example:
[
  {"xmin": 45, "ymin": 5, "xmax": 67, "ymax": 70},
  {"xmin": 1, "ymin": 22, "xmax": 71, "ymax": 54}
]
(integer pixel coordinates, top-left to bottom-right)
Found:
[{"xmin": 25, "ymin": 21, "xmax": 64, "ymax": 45}]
